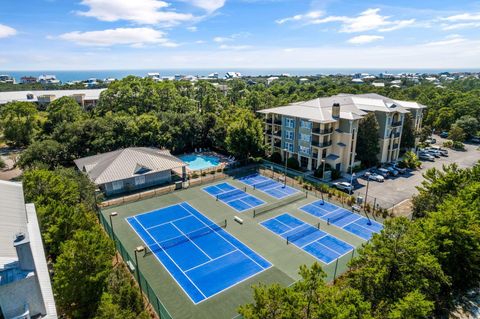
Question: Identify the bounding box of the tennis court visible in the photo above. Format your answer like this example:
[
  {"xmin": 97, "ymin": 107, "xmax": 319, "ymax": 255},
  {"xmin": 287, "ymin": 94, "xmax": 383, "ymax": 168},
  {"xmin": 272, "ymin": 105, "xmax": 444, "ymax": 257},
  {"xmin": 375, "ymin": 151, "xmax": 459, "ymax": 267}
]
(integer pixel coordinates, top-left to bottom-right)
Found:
[
  {"xmin": 126, "ymin": 202, "xmax": 272, "ymax": 304},
  {"xmin": 300, "ymin": 200, "xmax": 383, "ymax": 240},
  {"xmin": 260, "ymin": 213, "xmax": 354, "ymax": 264},
  {"xmin": 238, "ymin": 173, "xmax": 299, "ymax": 199},
  {"xmin": 203, "ymin": 182, "xmax": 265, "ymax": 212}
]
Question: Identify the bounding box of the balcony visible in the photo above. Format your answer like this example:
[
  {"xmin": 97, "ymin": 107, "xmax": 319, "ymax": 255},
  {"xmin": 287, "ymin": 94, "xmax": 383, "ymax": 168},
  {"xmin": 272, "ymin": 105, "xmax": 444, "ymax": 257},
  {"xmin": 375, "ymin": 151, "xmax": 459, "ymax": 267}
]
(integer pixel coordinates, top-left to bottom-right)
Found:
[
  {"xmin": 391, "ymin": 121, "xmax": 402, "ymax": 127},
  {"xmin": 273, "ymin": 119, "xmax": 282, "ymax": 125},
  {"xmin": 312, "ymin": 127, "xmax": 334, "ymax": 134},
  {"xmin": 312, "ymin": 140, "xmax": 332, "ymax": 148},
  {"xmin": 273, "ymin": 130, "xmax": 282, "ymax": 137},
  {"xmin": 312, "ymin": 152, "xmax": 319, "ymax": 159},
  {"xmin": 274, "ymin": 141, "xmax": 281, "ymax": 147},
  {"xmin": 393, "ymin": 143, "xmax": 399, "ymax": 149},
  {"xmin": 393, "ymin": 132, "xmax": 401, "ymax": 138},
  {"xmin": 265, "ymin": 129, "xmax": 272, "ymax": 135}
]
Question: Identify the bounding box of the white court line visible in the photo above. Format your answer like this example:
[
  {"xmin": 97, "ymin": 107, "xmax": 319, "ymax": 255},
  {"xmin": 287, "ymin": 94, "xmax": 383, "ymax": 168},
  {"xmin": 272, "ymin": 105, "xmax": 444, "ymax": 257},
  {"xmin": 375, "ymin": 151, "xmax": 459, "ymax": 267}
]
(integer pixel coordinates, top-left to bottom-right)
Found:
[
  {"xmin": 259, "ymin": 214, "xmax": 306, "ymax": 236},
  {"xmin": 128, "ymin": 216, "xmax": 207, "ymax": 304},
  {"xmin": 303, "ymin": 239, "xmax": 354, "ymax": 265},
  {"xmin": 146, "ymin": 214, "xmax": 192, "ymax": 230},
  {"xmin": 180, "ymin": 202, "xmax": 269, "ymax": 271},
  {"xmin": 169, "ymin": 222, "xmax": 212, "ymax": 261},
  {"xmin": 184, "ymin": 249, "xmax": 238, "ymax": 273}
]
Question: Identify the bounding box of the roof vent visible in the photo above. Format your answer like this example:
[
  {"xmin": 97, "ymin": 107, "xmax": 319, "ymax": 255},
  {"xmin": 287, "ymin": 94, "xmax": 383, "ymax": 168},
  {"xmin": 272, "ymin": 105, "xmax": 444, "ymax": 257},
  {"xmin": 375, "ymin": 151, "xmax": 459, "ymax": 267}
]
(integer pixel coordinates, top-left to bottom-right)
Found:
[{"xmin": 14, "ymin": 232, "xmax": 26, "ymax": 243}]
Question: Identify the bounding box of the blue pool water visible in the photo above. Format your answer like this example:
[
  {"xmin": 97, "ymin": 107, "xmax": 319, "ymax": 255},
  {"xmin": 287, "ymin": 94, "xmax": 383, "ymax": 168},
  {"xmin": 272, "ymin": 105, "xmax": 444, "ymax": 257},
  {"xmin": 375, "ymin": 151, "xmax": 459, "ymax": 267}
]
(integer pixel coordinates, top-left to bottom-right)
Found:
[{"xmin": 179, "ymin": 154, "xmax": 221, "ymax": 170}]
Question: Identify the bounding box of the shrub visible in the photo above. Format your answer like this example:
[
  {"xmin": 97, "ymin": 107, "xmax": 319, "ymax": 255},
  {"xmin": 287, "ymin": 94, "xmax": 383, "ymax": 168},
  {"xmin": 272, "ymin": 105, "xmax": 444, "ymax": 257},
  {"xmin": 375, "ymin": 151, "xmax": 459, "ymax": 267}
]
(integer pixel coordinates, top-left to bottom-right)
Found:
[
  {"xmin": 452, "ymin": 141, "xmax": 465, "ymax": 150},
  {"xmin": 313, "ymin": 163, "xmax": 332, "ymax": 178},
  {"xmin": 269, "ymin": 152, "xmax": 282, "ymax": 164},
  {"xmin": 331, "ymin": 169, "xmax": 342, "ymax": 180},
  {"xmin": 191, "ymin": 173, "xmax": 199, "ymax": 179},
  {"xmin": 402, "ymin": 151, "xmax": 421, "ymax": 169},
  {"xmin": 287, "ymin": 157, "xmax": 300, "ymax": 170},
  {"xmin": 0, "ymin": 157, "xmax": 5, "ymax": 170},
  {"xmin": 443, "ymin": 140, "xmax": 453, "ymax": 148}
]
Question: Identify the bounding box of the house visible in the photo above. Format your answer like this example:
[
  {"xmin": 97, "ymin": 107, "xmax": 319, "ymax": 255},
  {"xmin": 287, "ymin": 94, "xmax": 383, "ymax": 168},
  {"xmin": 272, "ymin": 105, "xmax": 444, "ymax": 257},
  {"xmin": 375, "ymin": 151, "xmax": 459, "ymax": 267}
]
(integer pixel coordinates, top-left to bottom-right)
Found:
[
  {"xmin": 258, "ymin": 93, "xmax": 426, "ymax": 172},
  {"xmin": 0, "ymin": 181, "xmax": 57, "ymax": 319},
  {"xmin": 20, "ymin": 76, "xmax": 38, "ymax": 84},
  {"xmin": 38, "ymin": 75, "xmax": 60, "ymax": 85},
  {"xmin": 0, "ymin": 88, "xmax": 105, "ymax": 109},
  {"xmin": 74, "ymin": 147, "xmax": 187, "ymax": 196}
]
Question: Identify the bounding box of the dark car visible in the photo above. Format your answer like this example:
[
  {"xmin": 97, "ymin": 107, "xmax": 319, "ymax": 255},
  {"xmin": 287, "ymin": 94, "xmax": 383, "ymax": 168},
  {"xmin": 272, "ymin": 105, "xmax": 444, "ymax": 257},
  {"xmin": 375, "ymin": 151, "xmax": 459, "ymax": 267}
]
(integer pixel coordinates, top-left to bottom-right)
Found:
[{"xmin": 440, "ymin": 131, "xmax": 449, "ymax": 138}]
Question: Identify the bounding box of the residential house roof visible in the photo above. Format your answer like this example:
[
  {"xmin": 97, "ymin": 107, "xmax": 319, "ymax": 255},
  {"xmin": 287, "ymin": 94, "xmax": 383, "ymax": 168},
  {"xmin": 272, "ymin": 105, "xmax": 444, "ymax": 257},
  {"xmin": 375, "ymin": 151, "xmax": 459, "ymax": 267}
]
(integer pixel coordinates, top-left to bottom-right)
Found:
[{"xmin": 74, "ymin": 147, "xmax": 187, "ymax": 185}]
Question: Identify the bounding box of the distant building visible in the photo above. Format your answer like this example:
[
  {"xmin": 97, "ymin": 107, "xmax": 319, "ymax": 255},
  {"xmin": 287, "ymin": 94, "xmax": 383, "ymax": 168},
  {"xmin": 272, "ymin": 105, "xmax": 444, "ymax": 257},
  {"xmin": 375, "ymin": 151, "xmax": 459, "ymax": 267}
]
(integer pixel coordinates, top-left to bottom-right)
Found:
[
  {"xmin": 146, "ymin": 73, "xmax": 161, "ymax": 81},
  {"xmin": 0, "ymin": 88, "xmax": 105, "ymax": 109},
  {"xmin": 267, "ymin": 77, "xmax": 279, "ymax": 85},
  {"xmin": 0, "ymin": 75, "xmax": 15, "ymax": 84},
  {"xmin": 20, "ymin": 76, "xmax": 38, "ymax": 84},
  {"xmin": 38, "ymin": 75, "xmax": 60, "ymax": 85},
  {"xmin": 0, "ymin": 181, "xmax": 57, "ymax": 319},
  {"xmin": 74, "ymin": 147, "xmax": 187, "ymax": 197}
]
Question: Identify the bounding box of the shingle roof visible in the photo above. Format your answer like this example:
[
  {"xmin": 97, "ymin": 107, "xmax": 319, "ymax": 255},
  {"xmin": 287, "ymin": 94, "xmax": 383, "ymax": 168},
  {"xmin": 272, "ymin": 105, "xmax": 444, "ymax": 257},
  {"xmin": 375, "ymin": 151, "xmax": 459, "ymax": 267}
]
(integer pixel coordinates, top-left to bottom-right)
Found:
[{"xmin": 74, "ymin": 147, "xmax": 186, "ymax": 185}]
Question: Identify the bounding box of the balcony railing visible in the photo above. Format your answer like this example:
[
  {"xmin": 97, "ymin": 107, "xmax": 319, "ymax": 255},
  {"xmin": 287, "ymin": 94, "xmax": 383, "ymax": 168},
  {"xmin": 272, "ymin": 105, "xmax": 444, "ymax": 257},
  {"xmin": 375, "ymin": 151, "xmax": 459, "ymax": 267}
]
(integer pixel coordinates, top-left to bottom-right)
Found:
[
  {"xmin": 393, "ymin": 132, "xmax": 401, "ymax": 138},
  {"xmin": 273, "ymin": 119, "xmax": 282, "ymax": 125},
  {"xmin": 312, "ymin": 127, "xmax": 334, "ymax": 134},
  {"xmin": 265, "ymin": 129, "xmax": 272, "ymax": 135},
  {"xmin": 312, "ymin": 140, "xmax": 332, "ymax": 148},
  {"xmin": 391, "ymin": 121, "xmax": 402, "ymax": 127},
  {"xmin": 274, "ymin": 141, "xmax": 281, "ymax": 147},
  {"xmin": 273, "ymin": 130, "xmax": 282, "ymax": 137},
  {"xmin": 392, "ymin": 143, "xmax": 399, "ymax": 149}
]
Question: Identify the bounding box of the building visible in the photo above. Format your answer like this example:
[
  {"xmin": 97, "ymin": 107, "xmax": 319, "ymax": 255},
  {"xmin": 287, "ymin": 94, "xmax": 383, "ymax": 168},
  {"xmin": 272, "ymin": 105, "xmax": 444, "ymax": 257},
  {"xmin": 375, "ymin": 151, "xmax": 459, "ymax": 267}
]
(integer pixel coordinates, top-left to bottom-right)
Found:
[
  {"xmin": 37, "ymin": 75, "xmax": 60, "ymax": 85},
  {"xmin": 20, "ymin": 76, "xmax": 38, "ymax": 84},
  {"xmin": 74, "ymin": 147, "xmax": 187, "ymax": 197},
  {"xmin": 258, "ymin": 93, "xmax": 426, "ymax": 172},
  {"xmin": 0, "ymin": 181, "xmax": 57, "ymax": 319},
  {"xmin": 0, "ymin": 88, "xmax": 105, "ymax": 109},
  {"xmin": 0, "ymin": 75, "xmax": 15, "ymax": 84}
]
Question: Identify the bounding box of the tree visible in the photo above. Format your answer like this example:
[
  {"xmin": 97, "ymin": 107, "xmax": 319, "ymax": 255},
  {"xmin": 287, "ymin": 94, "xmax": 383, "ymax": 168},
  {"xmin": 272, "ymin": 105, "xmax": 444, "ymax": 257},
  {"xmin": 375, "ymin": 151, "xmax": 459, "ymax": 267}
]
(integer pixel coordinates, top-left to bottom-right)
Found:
[
  {"xmin": 400, "ymin": 113, "xmax": 415, "ymax": 150},
  {"xmin": 347, "ymin": 218, "xmax": 447, "ymax": 318},
  {"xmin": 269, "ymin": 152, "xmax": 282, "ymax": 164},
  {"xmin": 432, "ymin": 107, "xmax": 455, "ymax": 131},
  {"xmin": 356, "ymin": 113, "xmax": 380, "ymax": 167},
  {"xmin": 454, "ymin": 115, "xmax": 479, "ymax": 138},
  {"xmin": 18, "ymin": 139, "xmax": 67, "ymax": 169},
  {"xmin": 401, "ymin": 151, "xmax": 421, "ymax": 169},
  {"xmin": 448, "ymin": 124, "xmax": 466, "ymax": 142},
  {"xmin": 287, "ymin": 157, "xmax": 300, "ymax": 170},
  {"xmin": 45, "ymin": 96, "xmax": 84, "ymax": 133},
  {"xmin": 0, "ymin": 101, "xmax": 40, "ymax": 146},
  {"xmin": 225, "ymin": 108, "xmax": 264, "ymax": 159},
  {"xmin": 388, "ymin": 290, "xmax": 434, "ymax": 319},
  {"xmin": 54, "ymin": 227, "xmax": 114, "ymax": 318},
  {"xmin": 418, "ymin": 125, "xmax": 432, "ymax": 143}
]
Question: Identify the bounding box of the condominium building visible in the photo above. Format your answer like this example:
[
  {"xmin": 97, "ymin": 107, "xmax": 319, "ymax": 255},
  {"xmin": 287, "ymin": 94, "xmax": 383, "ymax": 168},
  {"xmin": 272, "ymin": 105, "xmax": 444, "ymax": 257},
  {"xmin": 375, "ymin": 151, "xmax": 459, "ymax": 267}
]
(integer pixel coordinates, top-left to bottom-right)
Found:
[{"xmin": 259, "ymin": 93, "xmax": 426, "ymax": 172}]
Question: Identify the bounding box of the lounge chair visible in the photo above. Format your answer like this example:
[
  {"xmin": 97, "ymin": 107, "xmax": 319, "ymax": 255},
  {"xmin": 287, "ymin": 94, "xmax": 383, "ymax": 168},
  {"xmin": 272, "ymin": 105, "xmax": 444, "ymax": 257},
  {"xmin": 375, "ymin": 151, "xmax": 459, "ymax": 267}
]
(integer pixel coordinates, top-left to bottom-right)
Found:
[{"xmin": 194, "ymin": 148, "xmax": 198, "ymax": 153}]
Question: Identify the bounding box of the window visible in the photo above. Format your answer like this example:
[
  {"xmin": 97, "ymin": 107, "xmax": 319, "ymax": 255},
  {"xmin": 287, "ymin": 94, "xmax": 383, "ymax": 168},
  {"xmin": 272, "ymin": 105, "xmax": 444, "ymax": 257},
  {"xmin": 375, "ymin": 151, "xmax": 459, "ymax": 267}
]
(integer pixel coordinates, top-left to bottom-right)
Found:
[
  {"xmin": 300, "ymin": 120, "xmax": 312, "ymax": 129},
  {"xmin": 299, "ymin": 146, "xmax": 311, "ymax": 155},
  {"xmin": 285, "ymin": 142, "xmax": 294, "ymax": 152},
  {"xmin": 300, "ymin": 133, "xmax": 311, "ymax": 142},
  {"xmin": 135, "ymin": 175, "xmax": 146, "ymax": 186},
  {"xmin": 285, "ymin": 117, "xmax": 295, "ymax": 128},
  {"xmin": 112, "ymin": 180, "xmax": 123, "ymax": 191},
  {"xmin": 285, "ymin": 130, "xmax": 295, "ymax": 140}
]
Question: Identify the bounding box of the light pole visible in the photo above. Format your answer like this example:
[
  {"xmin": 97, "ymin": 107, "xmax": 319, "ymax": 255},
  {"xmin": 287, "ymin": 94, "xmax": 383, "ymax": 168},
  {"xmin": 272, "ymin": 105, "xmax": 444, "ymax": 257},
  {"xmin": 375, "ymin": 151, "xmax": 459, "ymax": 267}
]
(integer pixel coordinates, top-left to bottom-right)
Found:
[
  {"xmin": 364, "ymin": 176, "xmax": 371, "ymax": 212},
  {"xmin": 134, "ymin": 245, "xmax": 145, "ymax": 305},
  {"xmin": 283, "ymin": 148, "xmax": 288, "ymax": 187},
  {"xmin": 349, "ymin": 152, "xmax": 357, "ymax": 195},
  {"xmin": 109, "ymin": 212, "xmax": 118, "ymax": 263},
  {"xmin": 321, "ymin": 159, "xmax": 326, "ymax": 182}
]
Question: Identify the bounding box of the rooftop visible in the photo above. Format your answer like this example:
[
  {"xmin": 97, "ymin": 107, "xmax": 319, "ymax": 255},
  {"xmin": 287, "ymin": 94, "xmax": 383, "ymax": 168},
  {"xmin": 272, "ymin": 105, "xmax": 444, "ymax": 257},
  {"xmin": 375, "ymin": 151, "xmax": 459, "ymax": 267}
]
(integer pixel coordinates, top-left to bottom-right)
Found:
[
  {"xmin": 74, "ymin": 147, "xmax": 187, "ymax": 185},
  {"xmin": 0, "ymin": 88, "xmax": 106, "ymax": 104}
]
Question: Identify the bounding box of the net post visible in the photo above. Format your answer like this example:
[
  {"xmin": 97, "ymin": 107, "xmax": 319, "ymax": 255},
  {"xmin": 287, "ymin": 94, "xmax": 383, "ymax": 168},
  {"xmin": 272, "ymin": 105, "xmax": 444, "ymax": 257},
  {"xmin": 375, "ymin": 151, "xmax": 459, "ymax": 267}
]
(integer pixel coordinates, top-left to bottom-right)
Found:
[
  {"xmin": 216, "ymin": 195, "xmax": 219, "ymax": 201},
  {"xmin": 333, "ymin": 258, "xmax": 339, "ymax": 283},
  {"xmin": 305, "ymin": 190, "xmax": 308, "ymax": 198},
  {"xmin": 253, "ymin": 210, "xmax": 256, "ymax": 218}
]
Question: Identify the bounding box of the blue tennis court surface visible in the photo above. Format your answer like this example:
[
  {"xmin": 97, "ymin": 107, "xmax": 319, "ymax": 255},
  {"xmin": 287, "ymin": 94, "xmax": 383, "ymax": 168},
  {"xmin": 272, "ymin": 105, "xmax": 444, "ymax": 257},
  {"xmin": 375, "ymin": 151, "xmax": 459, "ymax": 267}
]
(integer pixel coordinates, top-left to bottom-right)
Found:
[
  {"xmin": 260, "ymin": 213, "xmax": 353, "ymax": 264},
  {"xmin": 300, "ymin": 200, "xmax": 383, "ymax": 240},
  {"xmin": 203, "ymin": 182, "xmax": 265, "ymax": 212},
  {"xmin": 127, "ymin": 202, "xmax": 271, "ymax": 304},
  {"xmin": 238, "ymin": 173, "xmax": 299, "ymax": 199}
]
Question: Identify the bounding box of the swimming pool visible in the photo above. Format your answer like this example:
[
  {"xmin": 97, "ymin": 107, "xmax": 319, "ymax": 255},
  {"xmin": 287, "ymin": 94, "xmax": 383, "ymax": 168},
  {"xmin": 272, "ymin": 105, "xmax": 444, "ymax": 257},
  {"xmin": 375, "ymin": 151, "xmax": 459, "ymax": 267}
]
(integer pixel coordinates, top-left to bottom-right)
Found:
[{"xmin": 179, "ymin": 154, "xmax": 222, "ymax": 171}]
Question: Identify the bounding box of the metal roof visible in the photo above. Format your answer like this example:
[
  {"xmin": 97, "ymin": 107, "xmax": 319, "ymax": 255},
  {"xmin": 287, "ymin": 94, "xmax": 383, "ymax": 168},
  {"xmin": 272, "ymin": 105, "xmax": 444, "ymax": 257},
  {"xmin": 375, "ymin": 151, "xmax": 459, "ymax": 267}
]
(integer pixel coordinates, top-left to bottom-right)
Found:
[
  {"xmin": 0, "ymin": 88, "xmax": 105, "ymax": 104},
  {"xmin": 74, "ymin": 147, "xmax": 187, "ymax": 185}
]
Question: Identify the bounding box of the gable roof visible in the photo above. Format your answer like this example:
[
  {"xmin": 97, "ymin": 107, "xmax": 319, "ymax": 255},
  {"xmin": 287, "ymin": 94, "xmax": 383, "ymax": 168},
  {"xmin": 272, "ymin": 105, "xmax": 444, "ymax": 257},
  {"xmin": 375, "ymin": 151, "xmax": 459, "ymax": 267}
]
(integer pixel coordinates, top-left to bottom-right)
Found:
[{"xmin": 74, "ymin": 147, "xmax": 186, "ymax": 185}]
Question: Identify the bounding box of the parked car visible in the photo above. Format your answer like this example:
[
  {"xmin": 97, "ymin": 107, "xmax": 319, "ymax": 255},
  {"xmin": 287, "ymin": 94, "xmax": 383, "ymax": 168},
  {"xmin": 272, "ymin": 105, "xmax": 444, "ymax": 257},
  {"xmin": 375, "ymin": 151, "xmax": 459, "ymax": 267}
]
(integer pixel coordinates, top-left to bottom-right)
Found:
[
  {"xmin": 419, "ymin": 152, "xmax": 435, "ymax": 161},
  {"xmin": 383, "ymin": 165, "xmax": 399, "ymax": 176},
  {"xmin": 333, "ymin": 182, "xmax": 354, "ymax": 193},
  {"xmin": 423, "ymin": 149, "xmax": 441, "ymax": 158},
  {"xmin": 364, "ymin": 171, "xmax": 385, "ymax": 182},
  {"xmin": 375, "ymin": 168, "xmax": 390, "ymax": 178},
  {"xmin": 426, "ymin": 146, "xmax": 448, "ymax": 156},
  {"xmin": 425, "ymin": 137, "xmax": 436, "ymax": 144},
  {"xmin": 469, "ymin": 136, "xmax": 480, "ymax": 144},
  {"xmin": 440, "ymin": 131, "xmax": 449, "ymax": 138},
  {"xmin": 390, "ymin": 162, "xmax": 407, "ymax": 174}
]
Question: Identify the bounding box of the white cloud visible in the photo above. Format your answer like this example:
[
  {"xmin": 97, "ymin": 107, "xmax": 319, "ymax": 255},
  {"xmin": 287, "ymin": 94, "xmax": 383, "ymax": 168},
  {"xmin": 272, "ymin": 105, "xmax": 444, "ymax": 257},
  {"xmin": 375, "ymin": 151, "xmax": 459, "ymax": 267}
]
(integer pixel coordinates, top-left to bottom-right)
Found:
[
  {"xmin": 219, "ymin": 44, "xmax": 252, "ymax": 50},
  {"xmin": 277, "ymin": 8, "xmax": 415, "ymax": 33},
  {"xmin": 441, "ymin": 22, "xmax": 480, "ymax": 30},
  {"xmin": 0, "ymin": 24, "xmax": 17, "ymax": 38},
  {"xmin": 425, "ymin": 35, "xmax": 466, "ymax": 46},
  {"xmin": 213, "ymin": 36, "xmax": 231, "ymax": 43},
  {"xmin": 213, "ymin": 32, "xmax": 250, "ymax": 43},
  {"xmin": 187, "ymin": 26, "xmax": 198, "ymax": 32},
  {"xmin": 347, "ymin": 35, "xmax": 384, "ymax": 44},
  {"xmin": 58, "ymin": 27, "xmax": 177, "ymax": 47},
  {"xmin": 183, "ymin": 0, "xmax": 225, "ymax": 13},
  {"xmin": 442, "ymin": 12, "xmax": 480, "ymax": 22},
  {"xmin": 78, "ymin": 0, "xmax": 193, "ymax": 25}
]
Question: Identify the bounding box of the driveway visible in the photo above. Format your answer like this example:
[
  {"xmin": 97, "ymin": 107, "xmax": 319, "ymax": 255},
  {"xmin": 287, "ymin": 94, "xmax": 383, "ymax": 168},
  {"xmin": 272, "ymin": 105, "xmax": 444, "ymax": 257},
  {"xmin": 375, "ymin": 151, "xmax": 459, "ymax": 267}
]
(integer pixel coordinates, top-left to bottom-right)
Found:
[{"xmin": 345, "ymin": 136, "xmax": 479, "ymax": 209}]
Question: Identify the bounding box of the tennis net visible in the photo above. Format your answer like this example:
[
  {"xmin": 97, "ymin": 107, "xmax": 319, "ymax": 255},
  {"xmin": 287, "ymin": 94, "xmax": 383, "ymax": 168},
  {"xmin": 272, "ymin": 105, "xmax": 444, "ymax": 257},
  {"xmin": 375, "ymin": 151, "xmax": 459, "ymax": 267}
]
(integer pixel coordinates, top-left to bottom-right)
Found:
[
  {"xmin": 286, "ymin": 224, "xmax": 319, "ymax": 245},
  {"xmin": 253, "ymin": 179, "xmax": 278, "ymax": 190},
  {"xmin": 216, "ymin": 188, "xmax": 246, "ymax": 201},
  {"xmin": 327, "ymin": 210, "xmax": 352, "ymax": 224},
  {"xmin": 146, "ymin": 219, "xmax": 227, "ymax": 254},
  {"xmin": 253, "ymin": 191, "xmax": 306, "ymax": 217}
]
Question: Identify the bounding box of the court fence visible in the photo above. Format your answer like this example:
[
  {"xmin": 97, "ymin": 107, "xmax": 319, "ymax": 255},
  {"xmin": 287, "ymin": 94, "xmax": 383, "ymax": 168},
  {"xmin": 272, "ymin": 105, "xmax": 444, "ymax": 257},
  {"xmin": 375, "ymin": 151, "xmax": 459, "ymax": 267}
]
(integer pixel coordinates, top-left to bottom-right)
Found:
[{"xmin": 98, "ymin": 211, "xmax": 173, "ymax": 319}]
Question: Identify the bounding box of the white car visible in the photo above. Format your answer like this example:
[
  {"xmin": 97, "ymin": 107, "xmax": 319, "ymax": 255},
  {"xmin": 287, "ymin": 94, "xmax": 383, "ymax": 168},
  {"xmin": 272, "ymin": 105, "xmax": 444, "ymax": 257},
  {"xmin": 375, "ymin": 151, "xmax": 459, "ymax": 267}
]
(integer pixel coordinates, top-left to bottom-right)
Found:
[
  {"xmin": 333, "ymin": 182, "xmax": 354, "ymax": 193},
  {"xmin": 364, "ymin": 171, "xmax": 385, "ymax": 182}
]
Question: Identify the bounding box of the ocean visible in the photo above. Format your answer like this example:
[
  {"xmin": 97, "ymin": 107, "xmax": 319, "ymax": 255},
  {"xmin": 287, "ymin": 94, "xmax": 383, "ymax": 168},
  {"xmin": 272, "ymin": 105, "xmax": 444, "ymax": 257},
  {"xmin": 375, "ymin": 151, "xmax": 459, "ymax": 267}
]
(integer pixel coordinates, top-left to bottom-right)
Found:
[{"xmin": 1, "ymin": 68, "xmax": 479, "ymax": 83}]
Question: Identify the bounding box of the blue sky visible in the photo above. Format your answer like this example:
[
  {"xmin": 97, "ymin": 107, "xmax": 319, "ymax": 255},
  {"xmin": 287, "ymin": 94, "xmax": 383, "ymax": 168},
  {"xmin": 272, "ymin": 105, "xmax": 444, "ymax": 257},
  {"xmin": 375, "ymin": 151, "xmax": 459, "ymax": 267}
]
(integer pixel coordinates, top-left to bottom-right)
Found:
[{"xmin": 1, "ymin": 0, "xmax": 480, "ymax": 70}]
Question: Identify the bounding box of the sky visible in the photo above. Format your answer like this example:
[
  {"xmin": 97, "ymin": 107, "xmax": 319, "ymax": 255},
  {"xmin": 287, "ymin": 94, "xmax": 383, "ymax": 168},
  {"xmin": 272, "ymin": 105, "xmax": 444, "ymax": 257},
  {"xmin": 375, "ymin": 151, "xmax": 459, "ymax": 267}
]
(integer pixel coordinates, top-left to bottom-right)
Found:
[{"xmin": 1, "ymin": 0, "xmax": 480, "ymax": 70}]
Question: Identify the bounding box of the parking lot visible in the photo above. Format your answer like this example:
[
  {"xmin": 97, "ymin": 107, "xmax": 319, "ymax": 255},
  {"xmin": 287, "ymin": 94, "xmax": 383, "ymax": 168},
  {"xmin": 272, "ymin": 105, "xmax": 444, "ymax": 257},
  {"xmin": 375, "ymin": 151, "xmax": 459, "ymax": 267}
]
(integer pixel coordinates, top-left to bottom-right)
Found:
[{"xmin": 347, "ymin": 137, "xmax": 479, "ymax": 209}]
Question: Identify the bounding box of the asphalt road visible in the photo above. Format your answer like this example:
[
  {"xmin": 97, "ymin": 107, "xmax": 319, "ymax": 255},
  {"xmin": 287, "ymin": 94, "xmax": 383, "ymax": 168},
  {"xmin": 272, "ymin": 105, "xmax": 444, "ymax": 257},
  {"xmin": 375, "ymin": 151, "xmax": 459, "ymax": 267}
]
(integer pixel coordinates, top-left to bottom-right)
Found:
[{"xmin": 348, "ymin": 136, "xmax": 479, "ymax": 208}]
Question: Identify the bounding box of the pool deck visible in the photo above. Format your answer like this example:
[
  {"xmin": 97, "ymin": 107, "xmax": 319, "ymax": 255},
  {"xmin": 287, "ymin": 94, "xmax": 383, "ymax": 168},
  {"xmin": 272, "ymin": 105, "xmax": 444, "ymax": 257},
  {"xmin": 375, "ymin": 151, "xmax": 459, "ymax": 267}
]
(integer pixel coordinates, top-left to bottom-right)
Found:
[{"xmin": 181, "ymin": 152, "xmax": 234, "ymax": 173}]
